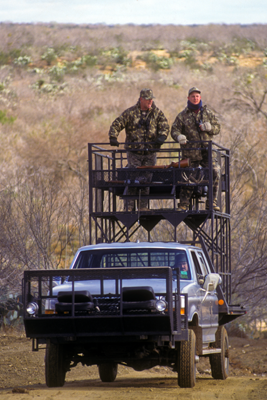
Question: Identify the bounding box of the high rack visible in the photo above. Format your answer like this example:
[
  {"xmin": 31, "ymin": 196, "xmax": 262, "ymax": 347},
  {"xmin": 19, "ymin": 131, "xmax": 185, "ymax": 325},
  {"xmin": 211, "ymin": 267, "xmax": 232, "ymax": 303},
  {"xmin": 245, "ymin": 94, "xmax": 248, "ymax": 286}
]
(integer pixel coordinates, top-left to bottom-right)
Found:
[{"xmin": 88, "ymin": 141, "xmax": 233, "ymax": 306}]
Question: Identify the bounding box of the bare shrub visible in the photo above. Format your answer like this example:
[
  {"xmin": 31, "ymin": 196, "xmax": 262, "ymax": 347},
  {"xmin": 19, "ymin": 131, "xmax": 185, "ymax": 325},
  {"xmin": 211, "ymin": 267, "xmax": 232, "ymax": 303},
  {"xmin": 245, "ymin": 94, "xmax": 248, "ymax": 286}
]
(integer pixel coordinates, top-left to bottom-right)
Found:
[{"xmin": 1, "ymin": 23, "xmax": 267, "ymax": 56}]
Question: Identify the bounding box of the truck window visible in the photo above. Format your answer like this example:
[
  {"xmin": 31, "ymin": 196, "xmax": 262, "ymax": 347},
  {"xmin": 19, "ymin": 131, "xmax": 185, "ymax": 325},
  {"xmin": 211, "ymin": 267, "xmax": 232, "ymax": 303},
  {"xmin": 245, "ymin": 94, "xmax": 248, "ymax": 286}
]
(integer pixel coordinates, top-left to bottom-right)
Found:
[
  {"xmin": 73, "ymin": 249, "xmax": 190, "ymax": 279},
  {"xmin": 174, "ymin": 252, "xmax": 191, "ymax": 280},
  {"xmin": 196, "ymin": 252, "xmax": 209, "ymax": 275},
  {"xmin": 190, "ymin": 251, "xmax": 204, "ymax": 278}
]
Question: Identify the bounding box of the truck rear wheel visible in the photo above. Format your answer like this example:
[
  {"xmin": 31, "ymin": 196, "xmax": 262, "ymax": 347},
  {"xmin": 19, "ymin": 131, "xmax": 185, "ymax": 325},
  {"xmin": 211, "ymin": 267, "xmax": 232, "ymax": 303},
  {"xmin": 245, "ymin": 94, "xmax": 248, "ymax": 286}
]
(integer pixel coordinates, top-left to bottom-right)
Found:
[
  {"xmin": 209, "ymin": 326, "xmax": 229, "ymax": 379},
  {"xmin": 98, "ymin": 363, "xmax": 118, "ymax": 382},
  {"xmin": 45, "ymin": 341, "xmax": 66, "ymax": 387},
  {"xmin": 178, "ymin": 329, "xmax": 197, "ymax": 388}
]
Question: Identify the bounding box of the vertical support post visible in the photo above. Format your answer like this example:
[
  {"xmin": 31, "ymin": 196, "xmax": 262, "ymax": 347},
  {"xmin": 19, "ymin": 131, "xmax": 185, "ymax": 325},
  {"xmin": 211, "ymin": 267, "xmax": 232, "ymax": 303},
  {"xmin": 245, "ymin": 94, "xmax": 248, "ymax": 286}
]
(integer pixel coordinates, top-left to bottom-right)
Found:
[
  {"xmin": 88, "ymin": 143, "xmax": 93, "ymax": 244},
  {"xmin": 95, "ymin": 154, "xmax": 104, "ymax": 243},
  {"xmin": 208, "ymin": 140, "xmax": 213, "ymax": 210},
  {"xmin": 225, "ymin": 149, "xmax": 230, "ymax": 215}
]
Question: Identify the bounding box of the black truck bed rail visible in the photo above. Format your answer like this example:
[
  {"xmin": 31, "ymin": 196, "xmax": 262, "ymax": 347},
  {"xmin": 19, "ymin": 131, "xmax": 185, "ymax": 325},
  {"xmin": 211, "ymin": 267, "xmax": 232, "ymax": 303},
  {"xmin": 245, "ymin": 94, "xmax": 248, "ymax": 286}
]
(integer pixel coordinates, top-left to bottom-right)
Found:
[{"xmin": 23, "ymin": 267, "xmax": 188, "ymax": 342}]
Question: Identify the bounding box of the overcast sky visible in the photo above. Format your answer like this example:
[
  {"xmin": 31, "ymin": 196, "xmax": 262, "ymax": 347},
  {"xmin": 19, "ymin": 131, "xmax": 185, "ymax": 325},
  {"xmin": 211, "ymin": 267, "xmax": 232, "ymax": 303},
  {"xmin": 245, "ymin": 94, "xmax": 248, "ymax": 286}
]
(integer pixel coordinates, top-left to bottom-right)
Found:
[{"xmin": 0, "ymin": 0, "xmax": 267, "ymax": 25}]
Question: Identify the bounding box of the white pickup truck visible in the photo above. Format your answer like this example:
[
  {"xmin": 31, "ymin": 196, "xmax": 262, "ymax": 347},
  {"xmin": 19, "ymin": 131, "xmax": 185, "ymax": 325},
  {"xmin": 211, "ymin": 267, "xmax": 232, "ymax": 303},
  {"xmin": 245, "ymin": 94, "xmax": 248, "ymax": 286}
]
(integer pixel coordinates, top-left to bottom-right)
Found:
[{"xmin": 23, "ymin": 241, "xmax": 242, "ymax": 388}]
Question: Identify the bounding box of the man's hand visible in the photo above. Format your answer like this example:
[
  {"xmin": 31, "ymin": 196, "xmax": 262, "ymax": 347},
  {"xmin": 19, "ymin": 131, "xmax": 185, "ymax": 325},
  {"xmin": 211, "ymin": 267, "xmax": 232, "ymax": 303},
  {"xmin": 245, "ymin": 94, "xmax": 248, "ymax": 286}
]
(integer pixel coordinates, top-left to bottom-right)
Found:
[
  {"xmin": 156, "ymin": 135, "xmax": 166, "ymax": 145},
  {"xmin": 199, "ymin": 122, "xmax": 211, "ymax": 132},
  {"xmin": 177, "ymin": 134, "xmax": 187, "ymax": 145},
  {"xmin": 110, "ymin": 137, "xmax": 119, "ymax": 147}
]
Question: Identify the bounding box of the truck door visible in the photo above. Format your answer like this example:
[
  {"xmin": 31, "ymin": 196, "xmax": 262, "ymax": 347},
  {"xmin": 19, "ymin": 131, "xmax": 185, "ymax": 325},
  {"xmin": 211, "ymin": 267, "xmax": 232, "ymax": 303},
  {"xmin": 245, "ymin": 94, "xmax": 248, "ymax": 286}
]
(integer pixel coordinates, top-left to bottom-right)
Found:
[
  {"xmin": 190, "ymin": 250, "xmax": 217, "ymax": 343},
  {"xmin": 196, "ymin": 251, "xmax": 219, "ymax": 331}
]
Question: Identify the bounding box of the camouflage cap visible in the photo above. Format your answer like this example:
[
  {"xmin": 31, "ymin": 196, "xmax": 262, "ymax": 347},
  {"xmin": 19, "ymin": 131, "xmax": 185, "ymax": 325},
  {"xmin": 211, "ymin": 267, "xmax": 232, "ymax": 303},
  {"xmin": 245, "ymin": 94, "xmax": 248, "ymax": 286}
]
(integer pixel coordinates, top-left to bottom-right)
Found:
[
  {"xmin": 140, "ymin": 88, "xmax": 155, "ymax": 100},
  {"xmin": 188, "ymin": 87, "xmax": 201, "ymax": 96}
]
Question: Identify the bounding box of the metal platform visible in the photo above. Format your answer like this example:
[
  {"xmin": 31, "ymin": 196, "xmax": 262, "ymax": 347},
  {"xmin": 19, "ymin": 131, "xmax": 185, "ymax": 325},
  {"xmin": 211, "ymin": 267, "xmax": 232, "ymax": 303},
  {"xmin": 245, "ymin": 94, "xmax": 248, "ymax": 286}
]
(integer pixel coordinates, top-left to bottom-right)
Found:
[{"xmin": 88, "ymin": 141, "xmax": 232, "ymax": 304}]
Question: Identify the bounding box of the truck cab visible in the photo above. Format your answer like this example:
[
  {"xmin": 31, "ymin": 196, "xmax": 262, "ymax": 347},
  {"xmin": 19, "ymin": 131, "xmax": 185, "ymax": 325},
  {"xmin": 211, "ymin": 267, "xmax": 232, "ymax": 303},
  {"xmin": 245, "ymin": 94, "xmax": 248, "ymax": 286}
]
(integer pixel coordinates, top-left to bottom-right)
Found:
[{"xmin": 48, "ymin": 242, "xmax": 221, "ymax": 343}]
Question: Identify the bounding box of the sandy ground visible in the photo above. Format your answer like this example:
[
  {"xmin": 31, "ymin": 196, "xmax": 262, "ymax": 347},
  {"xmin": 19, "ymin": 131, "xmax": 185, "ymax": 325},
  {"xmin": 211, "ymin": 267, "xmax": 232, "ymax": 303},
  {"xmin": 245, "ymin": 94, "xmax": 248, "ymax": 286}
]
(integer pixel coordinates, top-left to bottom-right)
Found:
[{"xmin": 0, "ymin": 332, "xmax": 266, "ymax": 399}]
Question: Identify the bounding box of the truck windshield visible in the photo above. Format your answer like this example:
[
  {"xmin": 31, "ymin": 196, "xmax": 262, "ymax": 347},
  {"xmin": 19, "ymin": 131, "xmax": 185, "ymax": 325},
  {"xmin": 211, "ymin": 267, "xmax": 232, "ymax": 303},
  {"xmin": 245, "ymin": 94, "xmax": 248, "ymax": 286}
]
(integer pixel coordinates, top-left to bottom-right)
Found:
[{"xmin": 73, "ymin": 249, "xmax": 191, "ymax": 280}]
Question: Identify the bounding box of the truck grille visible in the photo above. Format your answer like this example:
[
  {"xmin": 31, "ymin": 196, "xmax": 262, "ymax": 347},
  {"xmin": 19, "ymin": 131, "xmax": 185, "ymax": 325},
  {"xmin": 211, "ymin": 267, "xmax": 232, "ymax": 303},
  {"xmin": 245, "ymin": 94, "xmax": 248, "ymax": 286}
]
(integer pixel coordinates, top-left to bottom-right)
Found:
[{"xmin": 95, "ymin": 296, "xmax": 120, "ymax": 315}]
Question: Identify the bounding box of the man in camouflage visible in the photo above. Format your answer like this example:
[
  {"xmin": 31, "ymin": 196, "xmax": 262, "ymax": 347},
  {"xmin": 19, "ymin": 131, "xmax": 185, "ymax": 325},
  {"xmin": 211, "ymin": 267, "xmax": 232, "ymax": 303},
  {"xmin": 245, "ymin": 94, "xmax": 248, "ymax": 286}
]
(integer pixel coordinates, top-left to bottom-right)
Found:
[
  {"xmin": 171, "ymin": 87, "xmax": 221, "ymax": 211},
  {"xmin": 109, "ymin": 89, "xmax": 169, "ymax": 211}
]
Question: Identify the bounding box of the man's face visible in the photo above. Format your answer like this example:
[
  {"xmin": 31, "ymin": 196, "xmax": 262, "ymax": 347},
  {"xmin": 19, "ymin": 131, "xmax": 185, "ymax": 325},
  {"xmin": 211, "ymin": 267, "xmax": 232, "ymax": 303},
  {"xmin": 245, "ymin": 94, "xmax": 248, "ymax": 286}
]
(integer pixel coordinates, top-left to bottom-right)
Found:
[
  {"xmin": 188, "ymin": 92, "xmax": 201, "ymax": 105},
  {"xmin": 180, "ymin": 261, "xmax": 188, "ymax": 271},
  {"xmin": 140, "ymin": 97, "xmax": 153, "ymax": 110}
]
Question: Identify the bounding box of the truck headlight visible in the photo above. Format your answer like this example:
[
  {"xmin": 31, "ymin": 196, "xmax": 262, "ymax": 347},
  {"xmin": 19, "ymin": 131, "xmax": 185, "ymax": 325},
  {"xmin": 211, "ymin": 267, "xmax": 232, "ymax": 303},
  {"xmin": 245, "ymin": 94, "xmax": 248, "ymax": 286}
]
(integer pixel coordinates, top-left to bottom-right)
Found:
[
  {"xmin": 156, "ymin": 299, "xmax": 167, "ymax": 312},
  {"xmin": 26, "ymin": 302, "xmax": 39, "ymax": 316}
]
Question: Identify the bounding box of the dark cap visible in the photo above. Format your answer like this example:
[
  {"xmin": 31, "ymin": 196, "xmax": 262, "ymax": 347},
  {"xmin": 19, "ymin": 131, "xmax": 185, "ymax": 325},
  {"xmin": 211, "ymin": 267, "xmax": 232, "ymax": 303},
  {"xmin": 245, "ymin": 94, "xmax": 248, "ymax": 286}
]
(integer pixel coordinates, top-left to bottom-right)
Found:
[
  {"xmin": 176, "ymin": 253, "xmax": 187, "ymax": 263},
  {"xmin": 140, "ymin": 88, "xmax": 155, "ymax": 100},
  {"xmin": 188, "ymin": 87, "xmax": 201, "ymax": 96}
]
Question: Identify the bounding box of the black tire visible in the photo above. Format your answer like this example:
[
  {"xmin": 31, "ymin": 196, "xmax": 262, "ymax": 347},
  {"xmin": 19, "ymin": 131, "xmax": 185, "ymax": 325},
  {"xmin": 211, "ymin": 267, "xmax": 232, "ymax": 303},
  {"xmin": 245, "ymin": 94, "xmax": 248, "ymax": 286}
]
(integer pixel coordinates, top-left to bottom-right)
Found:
[
  {"xmin": 98, "ymin": 363, "xmax": 118, "ymax": 382},
  {"xmin": 45, "ymin": 341, "xmax": 66, "ymax": 387},
  {"xmin": 209, "ymin": 326, "xmax": 229, "ymax": 380},
  {"xmin": 178, "ymin": 329, "xmax": 197, "ymax": 388}
]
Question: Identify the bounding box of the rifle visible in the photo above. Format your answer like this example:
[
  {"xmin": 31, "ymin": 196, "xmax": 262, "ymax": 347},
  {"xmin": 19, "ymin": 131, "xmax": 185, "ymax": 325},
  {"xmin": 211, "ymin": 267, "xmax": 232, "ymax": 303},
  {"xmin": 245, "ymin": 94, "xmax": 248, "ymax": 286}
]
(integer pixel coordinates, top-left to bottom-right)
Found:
[{"xmin": 136, "ymin": 158, "xmax": 190, "ymax": 169}]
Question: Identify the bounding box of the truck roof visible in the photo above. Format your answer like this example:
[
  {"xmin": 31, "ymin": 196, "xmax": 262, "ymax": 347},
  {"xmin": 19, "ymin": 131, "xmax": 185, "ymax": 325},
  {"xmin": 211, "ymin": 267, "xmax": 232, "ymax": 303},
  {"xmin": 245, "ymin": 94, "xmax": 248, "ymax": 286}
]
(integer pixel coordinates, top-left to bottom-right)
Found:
[{"xmin": 77, "ymin": 242, "xmax": 198, "ymax": 251}]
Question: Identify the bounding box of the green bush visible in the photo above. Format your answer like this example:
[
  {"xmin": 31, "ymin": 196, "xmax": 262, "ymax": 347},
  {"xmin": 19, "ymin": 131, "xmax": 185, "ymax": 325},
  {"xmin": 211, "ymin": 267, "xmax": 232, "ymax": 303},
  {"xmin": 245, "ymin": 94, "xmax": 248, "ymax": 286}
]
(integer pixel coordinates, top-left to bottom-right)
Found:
[
  {"xmin": 141, "ymin": 40, "xmax": 164, "ymax": 51},
  {"xmin": 13, "ymin": 55, "xmax": 32, "ymax": 66},
  {"xmin": 32, "ymin": 81, "xmax": 68, "ymax": 94},
  {"xmin": 217, "ymin": 53, "xmax": 239, "ymax": 65},
  {"xmin": 215, "ymin": 38, "xmax": 257, "ymax": 59},
  {"xmin": 0, "ymin": 110, "xmax": 16, "ymax": 125},
  {"xmin": 41, "ymin": 47, "xmax": 58, "ymax": 65},
  {"xmin": 0, "ymin": 49, "xmax": 21, "ymax": 66},
  {"xmin": 98, "ymin": 47, "xmax": 131, "ymax": 68},
  {"xmin": 179, "ymin": 39, "xmax": 197, "ymax": 50},
  {"xmin": 172, "ymin": 41, "xmax": 199, "ymax": 69},
  {"xmin": 231, "ymin": 37, "xmax": 257, "ymax": 54},
  {"xmin": 0, "ymin": 51, "xmax": 9, "ymax": 66},
  {"xmin": 137, "ymin": 51, "xmax": 173, "ymax": 71},
  {"xmin": 48, "ymin": 64, "xmax": 66, "ymax": 82},
  {"xmin": 201, "ymin": 62, "xmax": 213, "ymax": 73},
  {"xmin": 66, "ymin": 55, "xmax": 98, "ymax": 74},
  {"xmin": 83, "ymin": 54, "xmax": 98, "ymax": 67},
  {"xmin": 9, "ymin": 49, "xmax": 21, "ymax": 60}
]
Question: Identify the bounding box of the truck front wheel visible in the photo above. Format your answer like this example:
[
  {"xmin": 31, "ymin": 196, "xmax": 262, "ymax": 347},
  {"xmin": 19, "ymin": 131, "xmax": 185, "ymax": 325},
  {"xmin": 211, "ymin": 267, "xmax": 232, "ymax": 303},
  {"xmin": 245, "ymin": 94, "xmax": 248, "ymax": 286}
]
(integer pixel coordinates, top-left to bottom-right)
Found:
[
  {"xmin": 209, "ymin": 326, "xmax": 229, "ymax": 379},
  {"xmin": 98, "ymin": 363, "xmax": 118, "ymax": 382},
  {"xmin": 45, "ymin": 341, "xmax": 66, "ymax": 387},
  {"xmin": 178, "ymin": 329, "xmax": 197, "ymax": 388}
]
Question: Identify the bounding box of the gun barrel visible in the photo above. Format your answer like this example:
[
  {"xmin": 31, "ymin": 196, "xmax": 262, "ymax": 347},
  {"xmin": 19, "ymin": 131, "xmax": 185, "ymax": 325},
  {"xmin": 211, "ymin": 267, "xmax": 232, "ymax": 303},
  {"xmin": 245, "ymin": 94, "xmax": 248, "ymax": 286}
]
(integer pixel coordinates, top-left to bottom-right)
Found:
[{"xmin": 136, "ymin": 158, "xmax": 190, "ymax": 169}]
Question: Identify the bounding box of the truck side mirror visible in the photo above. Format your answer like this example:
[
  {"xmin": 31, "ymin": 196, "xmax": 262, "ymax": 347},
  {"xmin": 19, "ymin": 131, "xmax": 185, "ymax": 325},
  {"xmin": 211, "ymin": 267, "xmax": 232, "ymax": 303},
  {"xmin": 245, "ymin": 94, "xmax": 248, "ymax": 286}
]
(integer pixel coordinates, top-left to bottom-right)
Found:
[
  {"xmin": 203, "ymin": 273, "xmax": 222, "ymax": 291},
  {"xmin": 206, "ymin": 282, "xmax": 215, "ymax": 292}
]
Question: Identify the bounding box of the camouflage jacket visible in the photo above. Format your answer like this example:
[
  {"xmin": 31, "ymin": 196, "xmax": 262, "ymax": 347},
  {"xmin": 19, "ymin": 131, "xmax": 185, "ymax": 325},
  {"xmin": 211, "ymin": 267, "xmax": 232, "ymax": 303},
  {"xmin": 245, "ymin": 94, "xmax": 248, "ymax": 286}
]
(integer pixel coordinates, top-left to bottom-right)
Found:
[
  {"xmin": 109, "ymin": 101, "xmax": 169, "ymax": 151},
  {"xmin": 171, "ymin": 105, "xmax": 220, "ymax": 161}
]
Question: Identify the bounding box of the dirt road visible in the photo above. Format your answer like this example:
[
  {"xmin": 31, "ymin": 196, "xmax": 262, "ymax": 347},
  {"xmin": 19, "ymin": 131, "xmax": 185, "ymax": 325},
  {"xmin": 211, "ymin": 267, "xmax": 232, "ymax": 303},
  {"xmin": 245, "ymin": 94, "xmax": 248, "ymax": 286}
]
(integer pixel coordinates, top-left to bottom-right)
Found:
[
  {"xmin": 2, "ymin": 374, "xmax": 267, "ymax": 400},
  {"xmin": 0, "ymin": 333, "xmax": 267, "ymax": 399}
]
